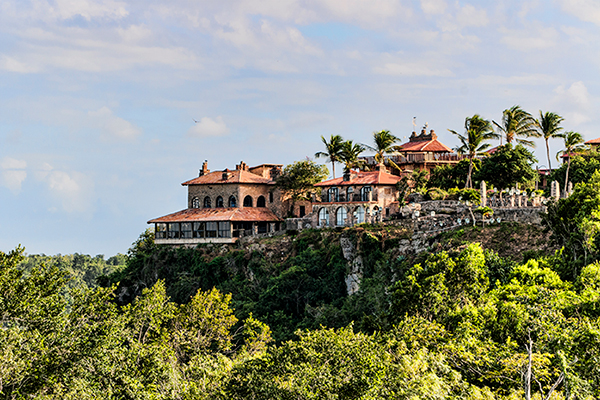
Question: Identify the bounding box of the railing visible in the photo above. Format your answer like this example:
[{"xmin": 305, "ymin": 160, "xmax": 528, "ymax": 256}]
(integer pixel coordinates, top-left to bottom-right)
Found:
[{"xmin": 320, "ymin": 194, "xmax": 378, "ymax": 202}]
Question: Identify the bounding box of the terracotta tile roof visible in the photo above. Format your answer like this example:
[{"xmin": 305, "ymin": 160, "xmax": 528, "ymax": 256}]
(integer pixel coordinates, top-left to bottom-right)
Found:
[
  {"xmin": 315, "ymin": 170, "xmax": 403, "ymax": 187},
  {"xmin": 182, "ymin": 169, "xmax": 273, "ymax": 186},
  {"xmin": 148, "ymin": 207, "xmax": 282, "ymax": 223},
  {"xmin": 396, "ymin": 139, "xmax": 452, "ymax": 153},
  {"xmin": 585, "ymin": 138, "xmax": 600, "ymax": 145}
]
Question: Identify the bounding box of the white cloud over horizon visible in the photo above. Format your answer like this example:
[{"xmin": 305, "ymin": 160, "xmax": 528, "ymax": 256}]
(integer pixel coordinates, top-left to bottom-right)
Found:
[{"xmin": 188, "ymin": 116, "xmax": 230, "ymax": 137}]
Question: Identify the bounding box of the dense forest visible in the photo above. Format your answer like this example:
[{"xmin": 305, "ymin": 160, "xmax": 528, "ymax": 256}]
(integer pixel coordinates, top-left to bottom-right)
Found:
[{"xmin": 4, "ymin": 147, "xmax": 600, "ymax": 398}]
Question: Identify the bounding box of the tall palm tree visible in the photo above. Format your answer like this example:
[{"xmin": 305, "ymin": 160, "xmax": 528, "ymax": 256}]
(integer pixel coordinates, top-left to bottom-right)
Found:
[
  {"xmin": 315, "ymin": 135, "xmax": 344, "ymax": 179},
  {"xmin": 557, "ymin": 131, "xmax": 585, "ymax": 195},
  {"xmin": 493, "ymin": 105, "xmax": 539, "ymax": 147},
  {"xmin": 340, "ymin": 140, "xmax": 366, "ymax": 173},
  {"xmin": 449, "ymin": 114, "xmax": 498, "ymax": 189},
  {"xmin": 364, "ymin": 130, "xmax": 402, "ymax": 172},
  {"xmin": 535, "ymin": 111, "xmax": 564, "ymax": 171}
]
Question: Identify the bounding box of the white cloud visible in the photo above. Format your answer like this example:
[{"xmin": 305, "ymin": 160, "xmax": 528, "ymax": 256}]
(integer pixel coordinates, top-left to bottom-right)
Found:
[
  {"xmin": 500, "ymin": 24, "xmax": 559, "ymax": 51},
  {"xmin": 88, "ymin": 107, "xmax": 142, "ymax": 140},
  {"xmin": 188, "ymin": 117, "xmax": 230, "ymax": 137},
  {"xmin": 420, "ymin": 0, "xmax": 447, "ymax": 15},
  {"xmin": 35, "ymin": 163, "xmax": 95, "ymax": 214},
  {"xmin": 552, "ymin": 81, "xmax": 593, "ymax": 126},
  {"xmin": 52, "ymin": 0, "xmax": 129, "ymax": 21},
  {"xmin": 559, "ymin": 0, "xmax": 600, "ymax": 26},
  {"xmin": 0, "ymin": 158, "xmax": 27, "ymax": 194}
]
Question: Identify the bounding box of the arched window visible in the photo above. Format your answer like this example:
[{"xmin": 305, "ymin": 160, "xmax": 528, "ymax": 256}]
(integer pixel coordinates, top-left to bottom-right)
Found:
[
  {"xmin": 192, "ymin": 197, "xmax": 200, "ymax": 209},
  {"xmin": 216, "ymin": 196, "xmax": 224, "ymax": 208},
  {"xmin": 318, "ymin": 208, "xmax": 329, "ymax": 226},
  {"xmin": 243, "ymin": 195, "xmax": 253, "ymax": 207},
  {"xmin": 355, "ymin": 206, "xmax": 365, "ymax": 224},
  {"xmin": 257, "ymin": 196, "xmax": 266, "ymax": 207},
  {"xmin": 328, "ymin": 187, "xmax": 339, "ymax": 202},
  {"xmin": 361, "ymin": 186, "xmax": 372, "ymax": 201},
  {"xmin": 229, "ymin": 196, "xmax": 237, "ymax": 207},
  {"xmin": 203, "ymin": 196, "xmax": 211, "ymax": 208},
  {"xmin": 336, "ymin": 207, "xmax": 347, "ymax": 226}
]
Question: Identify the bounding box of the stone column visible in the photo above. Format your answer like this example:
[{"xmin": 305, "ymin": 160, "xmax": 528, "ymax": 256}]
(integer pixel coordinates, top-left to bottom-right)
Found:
[
  {"xmin": 510, "ymin": 194, "xmax": 515, "ymax": 208},
  {"xmin": 568, "ymin": 181, "xmax": 573, "ymax": 196},
  {"xmin": 551, "ymin": 181, "xmax": 560, "ymax": 201},
  {"xmin": 480, "ymin": 181, "xmax": 487, "ymax": 207}
]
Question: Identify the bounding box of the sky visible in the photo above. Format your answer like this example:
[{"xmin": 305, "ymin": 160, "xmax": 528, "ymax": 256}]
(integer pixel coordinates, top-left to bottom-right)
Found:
[{"xmin": 1, "ymin": 0, "xmax": 599, "ymax": 256}]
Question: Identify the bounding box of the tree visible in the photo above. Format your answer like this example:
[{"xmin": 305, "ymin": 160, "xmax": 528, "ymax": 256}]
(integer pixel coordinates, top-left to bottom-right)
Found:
[
  {"xmin": 449, "ymin": 114, "xmax": 498, "ymax": 189},
  {"xmin": 427, "ymin": 159, "xmax": 482, "ymax": 190},
  {"xmin": 410, "ymin": 169, "xmax": 429, "ymax": 193},
  {"xmin": 476, "ymin": 144, "xmax": 537, "ymax": 190},
  {"xmin": 365, "ymin": 130, "xmax": 402, "ymax": 172},
  {"xmin": 493, "ymin": 105, "xmax": 538, "ymax": 147},
  {"xmin": 340, "ymin": 140, "xmax": 366, "ymax": 172},
  {"xmin": 535, "ymin": 111, "xmax": 564, "ymax": 170},
  {"xmin": 275, "ymin": 160, "xmax": 329, "ymax": 216},
  {"xmin": 315, "ymin": 135, "xmax": 344, "ymax": 179},
  {"xmin": 557, "ymin": 131, "xmax": 585, "ymax": 195}
]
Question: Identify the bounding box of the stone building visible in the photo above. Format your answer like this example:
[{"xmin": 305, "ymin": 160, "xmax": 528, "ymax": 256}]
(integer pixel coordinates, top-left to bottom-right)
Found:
[
  {"xmin": 148, "ymin": 161, "xmax": 286, "ymax": 244},
  {"xmin": 311, "ymin": 169, "xmax": 403, "ymax": 227}
]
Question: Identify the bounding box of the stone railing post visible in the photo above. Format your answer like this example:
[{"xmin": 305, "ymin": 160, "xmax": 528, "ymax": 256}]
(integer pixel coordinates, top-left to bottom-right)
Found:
[{"xmin": 480, "ymin": 181, "xmax": 487, "ymax": 207}]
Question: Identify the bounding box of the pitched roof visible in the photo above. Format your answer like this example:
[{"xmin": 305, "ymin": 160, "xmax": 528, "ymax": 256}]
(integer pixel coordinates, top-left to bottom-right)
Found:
[
  {"xmin": 148, "ymin": 207, "xmax": 282, "ymax": 223},
  {"xmin": 396, "ymin": 139, "xmax": 452, "ymax": 153},
  {"xmin": 585, "ymin": 138, "xmax": 600, "ymax": 145},
  {"xmin": 182, "ymin": 169, "xmax": 273, "ymax": 186},
  {"xmin": 315, "ymin": 170, "xmax": 403, "ymax": 187}
]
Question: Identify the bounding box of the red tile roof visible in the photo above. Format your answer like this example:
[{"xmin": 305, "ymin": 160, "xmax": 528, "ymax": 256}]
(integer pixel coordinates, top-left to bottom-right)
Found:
[
  {"xmin": 396, "ymin": 139, "xmax": 452, "ymax": 153},
  {"xmin": 585, "ymin": 138, "xmax": 600, "ymax": 145},
  {"xmin": 148, "ymin": 207, "xmax": 282, "ymax": 223},
  {"xmin": 315, "ymin": 170, "xmax": 403, "ymax": 187},
  {"xmin": 182, "ymin": 169, "xmax": 274, "ymax": 186}
]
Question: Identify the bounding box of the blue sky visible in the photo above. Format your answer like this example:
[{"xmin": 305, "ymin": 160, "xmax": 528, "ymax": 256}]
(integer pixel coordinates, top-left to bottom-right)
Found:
[{"xmin": 1, "ymin": 0, "xmax": 599, "ymax": 256}]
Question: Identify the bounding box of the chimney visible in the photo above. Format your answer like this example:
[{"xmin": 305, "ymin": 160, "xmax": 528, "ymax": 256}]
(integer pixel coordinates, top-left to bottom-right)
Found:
[
  {"xmin": 236, "ymin": 161, "xmax": 248, "ymax": 171},
  {"xmin": 199, "ymin": 160, "xmax": 209, "ymax": 176},
  {"xmin": 430, "ymin": 129, "xmax": 437, "ymax": 140},
  {"xmin": 222, "ymin": 169, "xmax": 230, "ymax": 181}
]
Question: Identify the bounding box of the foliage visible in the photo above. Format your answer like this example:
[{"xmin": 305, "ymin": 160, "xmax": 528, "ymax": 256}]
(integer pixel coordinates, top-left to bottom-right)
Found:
[
  {"xmin": 549, "ymin": 153, "xmax": 600, "ymax": 190},
  {"xmin": 556, "ymin": 130, "xmax": 586, "ymax": 194},
  {"xmin": 493, "ymin": 105, "xmax": 538, "ymax": 147},
  {"xmin": 275, "ymin": 160, "xmax": 329, "ymax": 212},
  {"xmin": 449, "ymin": 114, "xmax": 498, "ymax": 188},
  {"xmin": 315, "ymin": 134, "xmax": 344, "ymax": 179},
  {"xmin": 428, "ymin": 159, "xmax": 482, "ymax": 190},
  {"xmin": 340, "ymin": 140, "xmax": 367, "ymax": 172},
  {"xmin": 476, "ymin": 144, "xmax": 537, "ymax": 190},
  {"xmin": 536, "ymin": 110, "xmax": 564, "ymax": 170},
  {"xmin": 410, "ymin": 168, "xmax": 428, "ymax": 193}
]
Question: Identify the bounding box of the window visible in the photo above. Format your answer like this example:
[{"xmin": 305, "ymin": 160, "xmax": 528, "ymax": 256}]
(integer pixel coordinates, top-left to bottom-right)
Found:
[
  {"xmin": 218, "ymin": 222, "xmax": 231, "ymax": 238},
  {"xmin": 233, "ymin": 222, "xmax": 253, "ymax": 237},
  {"xmin": 167, "ymin": 223, "xmax": 180, "ymax": 239},
  {"xmin": 360, "ymin": 186, "xmax": 372, "ymax": 201},
  {"xmin": 257, "ymin": 196, "xmax": 266, "ymax": 207},
  {"xmin": 181, "ymin": 222, "xmax": 192, "ymax": 238},
  {"xmin": 318, "ymin": 208, "xmax": 329, "ymax": 226},
  {"xmin": 155, "ymin": 223, "xmax": 167, "ymax": 239},
  {"xmin": 216, "ymin": 196, "xmax": 224, "ymax": 208},
  {"xmin": 299, "ymin": 205, "xmax": 306, "ymax": 217},
  {"xmin": 203, "ymin": 196, "xmax": 211, "ymax": 208},
  {"xmin": 206, "ymin": 222, "xmax": 218, "ymax": 238},
  {"xmin": 193, "ymin": 222, "xmax": 205, "ymax": 238},
  {"xmin": 243, "ymin": 195, "xmax": 253, "ymax": 207},
  {"xmin": 257, "ymin": 222, "xmax": 268, "ymax": 234},
  {"xmin": 328, "ymin": 187, "xmax": 339, "ymax": 202},
  {"xmin": 269, "ymin": 192, "xmax": 274, "ymax": 203},
  {"xmin": 336, "ymin": 207, "xmax": 347, "ymax": 226},
  {"xmin": 229, "ymin": 196, "xmax": 237, "ymax": 207},
  {"xmin": 192, "ymin": 197, "xmax": 200, "ymax": 209},
  {"xmin": 355, "ymin": 206, "xmax": 365, "ymax": 224}
]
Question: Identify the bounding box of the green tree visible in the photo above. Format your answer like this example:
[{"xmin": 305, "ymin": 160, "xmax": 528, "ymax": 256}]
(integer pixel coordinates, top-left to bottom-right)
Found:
[
  {"xmin": 340, "ymin": 140, "xmax": 366, "ymax": 172},
  {"xmin": 535, "ymin": 111, "xmax": 564, "ymax": 170},
  {"xmin": 275, "ymin": 160, "xmax": 329, "ymax": 216},
  {"xmin": 476, "ymin": 144, "xmax": 537, "ymax": 190},
  {"xmin": 410, "ymin": 168, "xmax": 429, "ymax": 193},
  {"xmin": 549, "ymin": 154, "xmax": 600, "ymax": 190},
  {"xmin": 449, "ymin": 114, "xmax": 498, "ymax": 188},
  {"xmin": 556, "ymin": 131, "xmax": 586, "ymax": 195},
  {"xmin": 315, "ymin": 134, "xmax": 344, "ymax": 179},
  {"xmin": 365, "ymin": 129, "xmax": 402, "ymax": 172},
  {"xmin": 493, "ymin": 105, "xmax": 539, "ymax": 147},
  {"xmin": 428, "ymin": 159, "xmax": 482, "ymax": 190}
]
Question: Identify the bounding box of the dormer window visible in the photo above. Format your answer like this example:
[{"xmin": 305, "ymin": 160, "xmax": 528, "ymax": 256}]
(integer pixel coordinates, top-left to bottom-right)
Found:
[
  {"xmin": 192, "ymin": 197, "xmax": 200, "ymax": 209},
  {"xmin": 216, "ymin": 196, "xmax": 224, "ymax": 208},
  {"xmin": 203, "ymin": 196, "xmax": 211, "ymax": 208},
  {"xmin": 229, "ymin": 196, "xmax": 237, "ymax": 207}
]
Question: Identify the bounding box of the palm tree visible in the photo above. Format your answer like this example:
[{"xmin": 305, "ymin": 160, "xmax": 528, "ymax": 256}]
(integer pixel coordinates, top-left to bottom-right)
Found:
[
  {"xmin": 364, "ymin": 130, "xmax": 402, "ymax": 172},
  {"xmin": 493, "ymin": 105, "xmax": 539, "ymax": 147},
  {"xmin": 535, "ymin": 111, "xmax": 564, "ymax": 171},
  {"xmin": 449, "ymin": 114, "xmax": 498, "ymax": 189},
  {"xmin": 340, "ymin": 140, "xmax": 366, "ymax": 173},
  {"xmin": 557, "ymin": 131, "xmax": 585, "ymax": 195},
  {"xmin": 315, "ymin": 135, "xmax": 344, "ymax": 179}
]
